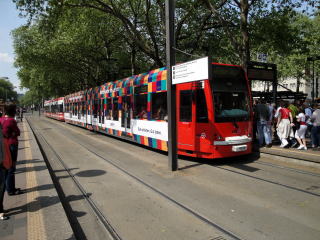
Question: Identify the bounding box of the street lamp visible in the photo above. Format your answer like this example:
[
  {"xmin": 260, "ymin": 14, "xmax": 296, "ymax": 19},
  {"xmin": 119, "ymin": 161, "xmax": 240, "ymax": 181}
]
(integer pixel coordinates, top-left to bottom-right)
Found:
[{"xmin": 307, "ymin": 56, "xmax": 320, "ymax": 102}]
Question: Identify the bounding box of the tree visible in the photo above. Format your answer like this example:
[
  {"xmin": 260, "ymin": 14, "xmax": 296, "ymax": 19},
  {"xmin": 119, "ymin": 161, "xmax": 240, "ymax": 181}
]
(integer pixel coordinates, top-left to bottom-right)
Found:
[
  {"xmin": 12, "ymin": 0, "xmax": 319, "ymax": 99},
  {"xmin": 0, "ymin": 77, "xmax": 18, "ymax": 102},
  {"xmin": 13, "ymin": 7, "xmax": 144, "ymax": 97},
  {"xmin": 201, "ymin": 0, "xmax": 318, "ymax": 67}
]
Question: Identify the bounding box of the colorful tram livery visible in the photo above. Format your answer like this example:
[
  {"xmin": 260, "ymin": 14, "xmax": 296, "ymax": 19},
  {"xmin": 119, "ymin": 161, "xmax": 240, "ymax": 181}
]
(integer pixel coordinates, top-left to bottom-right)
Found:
[
  {"xmin": 48, "ymin": 62, "xmax": 253, "ymax": 159},
  {"xmin": 44, "ymin": 97, "xmax": 65, "ymax": 121}
]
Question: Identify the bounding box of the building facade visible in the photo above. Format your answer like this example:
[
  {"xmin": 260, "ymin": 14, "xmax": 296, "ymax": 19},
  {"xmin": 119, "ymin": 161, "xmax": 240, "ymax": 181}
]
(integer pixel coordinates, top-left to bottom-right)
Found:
[{"xmin": 252, "ymin": 76, "xmax": 319, "ymax": 100}]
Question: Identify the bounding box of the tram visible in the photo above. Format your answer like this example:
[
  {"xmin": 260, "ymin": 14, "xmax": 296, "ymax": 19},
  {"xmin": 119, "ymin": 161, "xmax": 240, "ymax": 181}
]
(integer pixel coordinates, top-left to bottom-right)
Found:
[
  {"xmin": 48, "ymin": 62, "xmax": 253, "ymax": 159},
  {"xmin": 44, "ymin": 97, "xmax": 65, "ymax": 121}
]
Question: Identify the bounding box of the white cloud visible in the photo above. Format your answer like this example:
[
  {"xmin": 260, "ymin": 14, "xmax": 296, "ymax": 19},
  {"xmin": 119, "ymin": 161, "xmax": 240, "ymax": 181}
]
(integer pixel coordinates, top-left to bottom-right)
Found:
[{"xmin": 0, "ymin": 52, "xmax": 14, "ymax": 63}]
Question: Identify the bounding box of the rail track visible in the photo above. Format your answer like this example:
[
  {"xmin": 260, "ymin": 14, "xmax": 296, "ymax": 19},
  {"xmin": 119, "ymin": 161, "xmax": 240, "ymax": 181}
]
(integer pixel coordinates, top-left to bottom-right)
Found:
[{"xmin": 27, "ymin": 117, "xmax": 243, "ymax": 240}]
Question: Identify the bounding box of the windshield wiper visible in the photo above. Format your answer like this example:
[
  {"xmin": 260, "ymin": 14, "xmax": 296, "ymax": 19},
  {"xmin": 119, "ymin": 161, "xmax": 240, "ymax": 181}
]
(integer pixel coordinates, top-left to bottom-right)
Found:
[{"xmin": 232, "ymin": 119, "xmax": 239, "ymax": 129}]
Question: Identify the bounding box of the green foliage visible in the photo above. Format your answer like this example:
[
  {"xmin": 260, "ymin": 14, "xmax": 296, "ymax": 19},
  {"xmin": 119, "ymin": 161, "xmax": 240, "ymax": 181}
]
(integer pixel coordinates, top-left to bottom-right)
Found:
[
  {"xmin": 0, "ymin": 77, "xmax": 18, "ymax": 102},
  {"xmin": 18, "ymin": 90, "xmax": 38, "ymax": 106},
  {"xmin": 11, "ymin": 0, "xmax": 319, "ymax": 99}
]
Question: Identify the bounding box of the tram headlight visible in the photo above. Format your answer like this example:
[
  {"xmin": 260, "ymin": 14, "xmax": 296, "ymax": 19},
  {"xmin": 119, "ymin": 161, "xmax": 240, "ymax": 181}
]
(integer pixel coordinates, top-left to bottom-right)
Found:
[{"xmin": 214, "ymin": 134, "xmax": 223, "ymax": 141}]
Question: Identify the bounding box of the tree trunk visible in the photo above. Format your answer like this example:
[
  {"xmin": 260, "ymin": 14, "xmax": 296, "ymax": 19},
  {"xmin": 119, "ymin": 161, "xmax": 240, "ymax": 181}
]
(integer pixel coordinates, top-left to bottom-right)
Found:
[{"xmin": 131, "ymin": 45, "xmax": 137, "ymax": 75}]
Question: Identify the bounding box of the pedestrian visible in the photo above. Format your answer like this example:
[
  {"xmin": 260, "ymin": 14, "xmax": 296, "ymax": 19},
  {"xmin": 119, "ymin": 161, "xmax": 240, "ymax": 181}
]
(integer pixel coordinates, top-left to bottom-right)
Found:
[
  {"xmin": 311, "ymin": 103, "xmax": 320, "ymax": 150},
  {"xmin": 295, "ymin": 107, "xmax": 308, "ymax": 150},
  {"xmin": 304, "ymin": 102, "xmax": 313, "ymax": 138},
  {"xmin": 0, "ymin": 166, "xmax": 9, "ymax": 220},
  {"xmin": 0, "ymin": 104, "xmax": 22, "ymax": 196},
  {"xmin": 19, "ymin": 107, "xmax": 23, "ymax": 122},
  {"xmin": 252, "ymin": 99, "xmax": 259, "ymax": 143},
  {"xmin": 254, "ymin": 99, "xmax": 271, "ymax": 147},
  {"xmin": 288, "ymin": 100, "xmax": 299, "ymax": 147},
  {"xmin": 0, "ymin": 109, "xmax": 14, "ymax": 220},
  {"xmin": 273, "ymin": 101, "xmax": 283, "ymax": 143},
  {"xmin": 288, "ymin": 100, "xmax": 300, "ymax": 118},
  {"xmin": 277, "ymin": 101, "xmax": 294, "ymax": 148},
  {"xmin": 266, "ymin": 101, "xmax": 275, "ymax": 146}
]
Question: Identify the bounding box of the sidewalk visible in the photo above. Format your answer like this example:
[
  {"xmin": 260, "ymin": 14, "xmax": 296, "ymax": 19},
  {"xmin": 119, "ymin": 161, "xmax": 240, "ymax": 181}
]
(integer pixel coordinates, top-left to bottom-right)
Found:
[
  {"xmin": 0, "ymin": 120, "xmax": 74, "ymax": 240},
  {"xmin": 256, "ymin": 138, "xmax": 320, "ymax": 164}
]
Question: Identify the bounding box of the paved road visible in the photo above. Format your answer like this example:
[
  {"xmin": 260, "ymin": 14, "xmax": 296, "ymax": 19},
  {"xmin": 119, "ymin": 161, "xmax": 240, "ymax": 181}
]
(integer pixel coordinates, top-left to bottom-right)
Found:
[{"xmin": 28, "ymin": 115, "xmax": 320, "ymax": 240}]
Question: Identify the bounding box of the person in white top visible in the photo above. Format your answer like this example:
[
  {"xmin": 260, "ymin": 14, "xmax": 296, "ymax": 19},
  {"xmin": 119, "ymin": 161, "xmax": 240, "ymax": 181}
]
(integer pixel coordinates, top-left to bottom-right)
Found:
[{"xmin": 295, "ymin": 107, "xmax": 308, "ymax": 150}]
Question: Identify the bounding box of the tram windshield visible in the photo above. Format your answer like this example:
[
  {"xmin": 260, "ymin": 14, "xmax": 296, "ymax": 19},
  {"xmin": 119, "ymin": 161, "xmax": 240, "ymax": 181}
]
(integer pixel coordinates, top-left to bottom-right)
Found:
[{"xmin": 212, "ymin": 65, "xmax": 250, "ymax": 122}]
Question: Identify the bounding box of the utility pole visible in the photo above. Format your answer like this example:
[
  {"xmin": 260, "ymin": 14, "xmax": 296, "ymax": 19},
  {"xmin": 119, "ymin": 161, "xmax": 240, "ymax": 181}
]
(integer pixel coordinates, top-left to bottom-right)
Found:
[
  {"xmin": 165, "ymin": 0, "xmax": 177, "ymax": 171},
  {"xmin": 312, "ymin": 60, "xmax": 315, "ymax": 102},
  {"xmin": 38, "ymin": 83, "xmax": 41, "ymax": 117},
  {"xmin": 316, "ymin": 73, "xmax": 319, "ymax": 98},
  {"xmin": 307, "ymin": 56, "xmax": 320, "ymax": 102}
]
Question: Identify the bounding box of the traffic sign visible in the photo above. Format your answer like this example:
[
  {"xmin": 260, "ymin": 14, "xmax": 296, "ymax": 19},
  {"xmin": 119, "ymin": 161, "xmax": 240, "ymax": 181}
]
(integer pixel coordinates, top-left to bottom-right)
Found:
[{"xmin": 257, "ymin": 53, "xmax": 268, "ymax": 63}]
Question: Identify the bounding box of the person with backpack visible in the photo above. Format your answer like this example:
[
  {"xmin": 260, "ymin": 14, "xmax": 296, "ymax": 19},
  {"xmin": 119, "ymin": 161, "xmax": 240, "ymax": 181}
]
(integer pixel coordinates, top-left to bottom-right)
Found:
[{"xmin": 254, "ymin": 99, "xmax": 271, "ymax": 147}]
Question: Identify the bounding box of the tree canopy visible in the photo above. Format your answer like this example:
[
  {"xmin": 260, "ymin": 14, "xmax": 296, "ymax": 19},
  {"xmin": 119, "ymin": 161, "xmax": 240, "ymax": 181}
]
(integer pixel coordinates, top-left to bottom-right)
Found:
[
  {"xmin": 12, "ymin": 0, "xmax": 319, "ymax": 99},
  {"xmin": 0, "ymin": 77, "xmax": 18, "ymax": 102}
]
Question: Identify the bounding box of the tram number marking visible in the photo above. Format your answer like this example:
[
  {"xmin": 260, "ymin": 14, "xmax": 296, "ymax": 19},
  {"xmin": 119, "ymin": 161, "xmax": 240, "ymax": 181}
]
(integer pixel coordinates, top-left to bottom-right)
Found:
[{"xmin": 232, "ymin": 145, "xmax": 247, "ymax": 152}]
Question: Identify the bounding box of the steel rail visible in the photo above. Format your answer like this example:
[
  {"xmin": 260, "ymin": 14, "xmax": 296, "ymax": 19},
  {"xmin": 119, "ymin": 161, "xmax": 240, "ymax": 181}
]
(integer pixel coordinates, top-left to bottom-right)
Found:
[
  {"xmin": 255, "ymin": 160, "xmax": 320, "ymax": 178},
  {"xmin": 34, "ymin": 117, "xmax": 243, "ymax": 240},
  {"xmin": 44, "ymin": 117, "xmax": 320, "ymax": 198},
  {"xmin": 27, "ymin": 118, "xmax": 123, "ymax": 240}
]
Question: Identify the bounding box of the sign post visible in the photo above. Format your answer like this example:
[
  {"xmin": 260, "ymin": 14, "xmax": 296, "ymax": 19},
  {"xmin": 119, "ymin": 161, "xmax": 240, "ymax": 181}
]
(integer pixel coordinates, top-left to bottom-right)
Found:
[{"xmin": 165, "ymin": 0, "xmax": 177, "ymax": 171}]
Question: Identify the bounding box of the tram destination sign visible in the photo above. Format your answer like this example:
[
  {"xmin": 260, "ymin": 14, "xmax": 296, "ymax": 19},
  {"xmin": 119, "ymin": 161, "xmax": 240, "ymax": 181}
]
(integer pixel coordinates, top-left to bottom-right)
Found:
[{"xmin": 172, "ymin": 56, "xmax": 210, "ymax": 84}]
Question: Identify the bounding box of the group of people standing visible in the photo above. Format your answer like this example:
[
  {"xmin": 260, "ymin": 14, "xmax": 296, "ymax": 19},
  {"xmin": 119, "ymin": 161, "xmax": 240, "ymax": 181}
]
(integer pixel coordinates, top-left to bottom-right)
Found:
[
  {"xmin": 254, "ymin": 99, "xmax": 320, "ymax": 150},
  {"xmin": 0, "ymin": 104, "xmax": 21, "ymax": 220}
]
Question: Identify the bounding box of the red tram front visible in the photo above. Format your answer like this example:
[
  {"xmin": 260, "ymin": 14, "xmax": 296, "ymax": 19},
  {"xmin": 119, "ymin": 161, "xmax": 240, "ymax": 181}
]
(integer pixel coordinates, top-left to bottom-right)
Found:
[{"xmin": 177, "ymin": 63, "xmax": 252, "ymax": 158}]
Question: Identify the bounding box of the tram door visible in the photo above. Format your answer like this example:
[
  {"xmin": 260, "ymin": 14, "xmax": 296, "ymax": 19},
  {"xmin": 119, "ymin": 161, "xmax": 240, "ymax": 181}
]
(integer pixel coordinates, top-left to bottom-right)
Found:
[
  {"xmin": 177, "ymin": 85, "xmax": 196, "ymax": 150},
  {"xmin": 121, "ymin": 96, "xmax": 131, "ymax": 133}
]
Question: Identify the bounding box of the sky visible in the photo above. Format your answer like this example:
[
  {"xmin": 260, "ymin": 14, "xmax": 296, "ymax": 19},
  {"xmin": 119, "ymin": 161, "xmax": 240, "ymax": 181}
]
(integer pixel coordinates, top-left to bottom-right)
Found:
[{"xmin": 0, "ymin": 0, "xmax": 27, "ymax": 94}]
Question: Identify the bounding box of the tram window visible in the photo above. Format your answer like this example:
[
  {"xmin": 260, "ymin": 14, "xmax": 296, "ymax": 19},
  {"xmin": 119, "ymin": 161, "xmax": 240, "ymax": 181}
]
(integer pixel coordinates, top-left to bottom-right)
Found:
[
  {"xmin": 87, "ymin": 102, "xmax": 90, "ymax": 115},
  {"xmin": 75, "ymin": 103, "xmax": 78, "ymax": 115},
  {"xmin": 106, "ymin": 98, "xmax": 112, "ymax": 120},
  {"xmin": 180, "ymin": 90, "xmax": 192, "ymax": 122},
  {"xmin": 78, "ymin": 103, "xmax": 81, "ymax": 115},
  {"xmin": 82, "ymin": 102, "xmax": 85, "ymax": 116},
  {"xmin": 113, "ymin": 98, "xmax": 119, "ymax": 120},
  {"xmin": 59, "ymin": 104, "xmax": 63, "ymax": 113},
  {"xmin": 101, "ymin": 99, "xmax": 104, "ymax": 124},
  {"xmin": 196, "ymin": 89, "xmax": 208, "ymax": 123},
  {"xmin": 214, "ymin": 92, "xmax": 249, "ymax": 122},
  {"xmin": 152, "ymin": 92, "xmax": 167, "ymax": 120},
  {"xmin": 93, "ymin": 100, "xmax": 98, "ymax": 118},
  {"xmin": 134, "ymin": 94, "xmax": 148, "ymax": 119}
]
